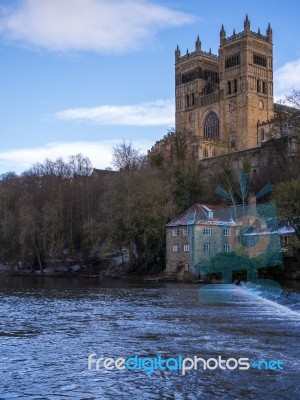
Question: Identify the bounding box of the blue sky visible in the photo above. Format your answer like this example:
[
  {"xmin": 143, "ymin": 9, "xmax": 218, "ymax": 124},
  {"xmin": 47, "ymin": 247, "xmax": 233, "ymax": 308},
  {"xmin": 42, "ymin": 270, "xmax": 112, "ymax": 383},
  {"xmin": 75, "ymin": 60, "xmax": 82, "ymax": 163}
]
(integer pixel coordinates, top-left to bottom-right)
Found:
[{"xmin": 0, "ymin": 0, "xmax": 300, "ymax": 174}]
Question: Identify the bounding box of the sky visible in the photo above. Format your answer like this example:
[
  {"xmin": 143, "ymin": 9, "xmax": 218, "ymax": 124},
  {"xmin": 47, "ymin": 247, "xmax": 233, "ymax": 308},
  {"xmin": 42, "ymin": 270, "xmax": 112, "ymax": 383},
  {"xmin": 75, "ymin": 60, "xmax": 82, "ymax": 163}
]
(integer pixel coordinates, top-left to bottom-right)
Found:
[{"xmin": 1, "ymin": 0, "xmax": 300, "ymax": 174}]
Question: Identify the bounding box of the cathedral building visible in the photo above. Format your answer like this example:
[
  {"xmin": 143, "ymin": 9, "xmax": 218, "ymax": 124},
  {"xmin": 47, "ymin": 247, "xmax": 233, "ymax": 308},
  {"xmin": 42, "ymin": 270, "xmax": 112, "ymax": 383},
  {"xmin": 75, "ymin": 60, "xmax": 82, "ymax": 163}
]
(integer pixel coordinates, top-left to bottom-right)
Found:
[
  {"xmin": 150, "ymin": 16, "xmax": 276, "ymax": 161},
  {"xmin": 153, "ymin": 17, "xmax": 299, "ymax": 280}
]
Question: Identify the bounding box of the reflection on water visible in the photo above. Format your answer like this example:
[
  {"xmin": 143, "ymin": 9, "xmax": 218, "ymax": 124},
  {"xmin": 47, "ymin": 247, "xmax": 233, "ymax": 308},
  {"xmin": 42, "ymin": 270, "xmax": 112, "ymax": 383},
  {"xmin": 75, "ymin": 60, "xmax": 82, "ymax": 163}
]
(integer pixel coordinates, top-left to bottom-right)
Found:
[{"xmin": 0, "ymin": 277, "xmax": 300, "ymax": 399}]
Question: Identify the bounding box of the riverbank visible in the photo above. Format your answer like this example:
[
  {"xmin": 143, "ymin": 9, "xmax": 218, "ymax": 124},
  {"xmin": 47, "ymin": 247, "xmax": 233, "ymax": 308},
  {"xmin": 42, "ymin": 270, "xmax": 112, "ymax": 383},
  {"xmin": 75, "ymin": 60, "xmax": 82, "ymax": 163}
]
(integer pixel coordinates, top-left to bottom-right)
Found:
[
  {"xmin": 0, "ymin": 261, "xmax": 299, "ymax": 282},
  {"xmin": 0, "ymin": 269, "xmax": 177, "ymax": 283},
  {"xmin": 0, "ymin": 263, "xmax": 131, "ymax": 279}
]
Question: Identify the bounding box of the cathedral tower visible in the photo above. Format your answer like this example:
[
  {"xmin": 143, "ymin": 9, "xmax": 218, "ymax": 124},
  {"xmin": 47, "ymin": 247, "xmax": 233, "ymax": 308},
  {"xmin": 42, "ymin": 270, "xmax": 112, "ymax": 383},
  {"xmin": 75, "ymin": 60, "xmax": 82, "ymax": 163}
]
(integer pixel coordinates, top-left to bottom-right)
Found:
[
  {"xmin": 174, "ymin": 16, "xmax": 274, "ymax": 159},
  {"xmin": 219, "ymin": 15, "xmax": 274, "ymax": 150}
]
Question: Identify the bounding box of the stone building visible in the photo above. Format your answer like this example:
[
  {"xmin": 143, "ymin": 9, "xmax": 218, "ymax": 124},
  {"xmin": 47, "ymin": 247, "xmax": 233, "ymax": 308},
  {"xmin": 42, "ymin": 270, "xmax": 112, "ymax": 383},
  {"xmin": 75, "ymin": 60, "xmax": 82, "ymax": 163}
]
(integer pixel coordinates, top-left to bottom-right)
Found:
[
  {"xmin": 165, "ymin": 201, "xmax": 283, "ymax": 281},
  {"xmin": 150, "ymin": 16, "xmax": 276, "ymax": 162},
  {"xmin": 165, "ymin": 204, "xmax": 236, "ymax": 280}
]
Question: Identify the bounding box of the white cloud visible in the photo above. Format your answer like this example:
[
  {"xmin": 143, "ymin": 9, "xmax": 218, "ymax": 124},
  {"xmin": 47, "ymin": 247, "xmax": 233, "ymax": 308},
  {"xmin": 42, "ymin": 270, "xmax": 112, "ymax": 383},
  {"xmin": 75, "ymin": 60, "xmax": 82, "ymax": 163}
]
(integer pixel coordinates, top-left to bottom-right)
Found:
[
  {"xmin": 0, "ymin": 139, "xmax": 153, "ymax": 174},
  {"xmin": 56, "ymin": 99, "xmax": 175, "ymax": 126},
  {"xmin": 274, "ymin": 58, "xmax": 300, "ymax": 101},
  {"xmin": 0, "ymin": 0, "xmax": 194, "ymax": 53}
]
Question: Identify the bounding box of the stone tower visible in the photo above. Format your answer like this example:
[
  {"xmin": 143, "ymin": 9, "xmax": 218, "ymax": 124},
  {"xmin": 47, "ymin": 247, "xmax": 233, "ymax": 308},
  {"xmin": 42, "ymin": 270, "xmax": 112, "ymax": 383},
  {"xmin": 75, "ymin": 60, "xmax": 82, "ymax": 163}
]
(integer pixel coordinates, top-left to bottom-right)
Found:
[{"xmin": 174, "ymin": 16, "xmax": 274, "ymax": 159}]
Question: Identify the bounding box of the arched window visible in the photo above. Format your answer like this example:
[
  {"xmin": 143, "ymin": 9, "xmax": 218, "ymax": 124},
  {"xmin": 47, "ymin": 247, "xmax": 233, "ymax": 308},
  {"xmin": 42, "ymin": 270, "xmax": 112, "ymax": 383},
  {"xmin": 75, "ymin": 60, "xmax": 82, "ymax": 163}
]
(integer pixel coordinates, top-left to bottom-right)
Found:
[
  {"xmin": 257, "ymin": 80, "xmax": 261, "ymax": 93},
  {"xmin": 185, "ymin": 95, "xmax": 189, "ymax": 108},
  {"xmin": 204, "ymin": 148, "xmax": 208, "ymax": 158},
  {"xmin": 228, "ymin": 81, "xmax": 232, "ymax": 94},
  {"xmin": 191, "ymin": 93, "xmax": 195, "ymax": 105},
  {"xmin": 203, "ymin": 111, "xmax": 220, "ymax": 140},
  {"xmin": 260, "ymin": 129, "xmax": 265, "ymax": 141},
  {"xmin": 234, "ymin": 79, "xmax": 237, "ymax": 93}
]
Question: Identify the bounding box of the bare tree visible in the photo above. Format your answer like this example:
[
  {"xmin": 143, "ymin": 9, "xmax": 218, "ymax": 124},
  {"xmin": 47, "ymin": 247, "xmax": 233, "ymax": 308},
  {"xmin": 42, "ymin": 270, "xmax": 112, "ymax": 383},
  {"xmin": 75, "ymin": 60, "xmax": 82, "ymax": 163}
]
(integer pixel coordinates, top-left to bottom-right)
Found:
[
  {"xmin": 112, "ymin": 140, "xmax": 143, "ymax": 170},
  {"xmin": 263, "ymin": 91, "xmax": 300, "ymax": 180},
  {"xmin": 270, "ymin": 95, "xmax": 300, "ymax": 142},
  {"xmin": 285, "ymin": 90, "xmax": 300, "ymax": 142},
  {"xmin": 0, "ymin": 173, "xmax": 21, "ymax": 269},
  {"xmin": 69, "ymin": 154, "xmax": 92, "ymax": 177},
  {"xmin": 98, "ymin": 165, "xmax": 176, "ymax": 271},
  {"xmin": 272, "ymin": 179, "xmax": 300, "ymax": 240}
]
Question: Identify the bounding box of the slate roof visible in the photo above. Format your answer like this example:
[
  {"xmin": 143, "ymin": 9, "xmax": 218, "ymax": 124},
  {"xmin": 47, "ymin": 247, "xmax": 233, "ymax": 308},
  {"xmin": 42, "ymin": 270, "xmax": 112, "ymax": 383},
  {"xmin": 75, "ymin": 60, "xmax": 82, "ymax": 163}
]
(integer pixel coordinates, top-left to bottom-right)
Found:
[
  {"xmin": 167, "ymin": 204, "xmax": 297, "ymax": 235},
  {"xmin": 166, "ymin": 204, "xmax": 236, "ymax": 227}
]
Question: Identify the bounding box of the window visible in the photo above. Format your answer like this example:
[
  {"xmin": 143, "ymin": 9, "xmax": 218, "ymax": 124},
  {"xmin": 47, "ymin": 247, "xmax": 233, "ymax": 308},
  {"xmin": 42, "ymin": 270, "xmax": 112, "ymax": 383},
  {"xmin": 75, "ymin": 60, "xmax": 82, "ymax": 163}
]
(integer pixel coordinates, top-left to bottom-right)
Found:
[
  {"xmin": 223, "ymin": 228, "xmax": 230, "ymax": 236},
  {"xmin": 183, "ymin": 227, "xmax": 190, "ymax": 236},
  {"xmin": 224, "ymin": 244, "xmax": 231, "ymax": 252},
  {"xmin": 204, "ymin": 148, "xmax": 209, "ymax": 158},
  {"xmin": 225, "ymin": 52, "xmax": 240, "ymax": 69},
  {"xmin": 204, "ymin": 243, "xmax": 211, "ymax": 252},
  {"xmin": 203, "ymin": 112, "xmax": 220, "ymax": 140},
  {"xmin": 253, "ymin": 53, "xmax": 267, "ymax": 67},
  {"xmin": 260, "ymin": 129, "xmax": 265, "ymax": 141},
  {"xmin": 172, "ymin": 229, "xmax": 179, "ymax": 237},
  {"xmin": 204, "ymin": 80, "xmax": 215, "ymax": 95},
  {"xmin": 191, "ymin": 93, "xmax": 195, "ymax": 106},
  {"xmin": 262, "ymin": 82, "xmax": 267, "ymax": 94},
  {"xmin": 185, "ymin": 95, "xmax": 190, "ymax": 108},
  {"xmin": 228, "ymin": 80, "xmax": 232, "ymax": 95},
  {"xmin": 203, "ymin": 228, "xmax": 212, "ymax": 235},
  {"xmin": 181, "ymin": 67, "xmax": 219, "ymax": 84},
  {"xmin": 234, "ymin": 79, "xmax": 237, "ymax": 93},
  {"xmin": 257, "ymin": 80, "xmax": 261, "ymax": 93},
  {"xmin": 183, "ymin": 244, "xmax": 190, "ymax": 252},
  {"xmin": 256, "ymin": 79, "xmax": 267, "ymax": 95},
  {"xmin": 172, "ymin": 244, "xmax": 179, "ymax": 252},
  {"xmin": 185, "ymin": 263, "xmax": 190, "ymax": 272}
]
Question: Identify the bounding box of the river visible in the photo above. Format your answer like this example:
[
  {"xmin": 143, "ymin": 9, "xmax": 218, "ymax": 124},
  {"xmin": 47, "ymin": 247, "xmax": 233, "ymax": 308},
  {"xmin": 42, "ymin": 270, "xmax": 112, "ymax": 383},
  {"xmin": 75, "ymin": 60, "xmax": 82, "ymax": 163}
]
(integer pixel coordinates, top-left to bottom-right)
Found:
[{"xmin": 0, "ymin": 277, "xmax": 299, "ymax": 399}]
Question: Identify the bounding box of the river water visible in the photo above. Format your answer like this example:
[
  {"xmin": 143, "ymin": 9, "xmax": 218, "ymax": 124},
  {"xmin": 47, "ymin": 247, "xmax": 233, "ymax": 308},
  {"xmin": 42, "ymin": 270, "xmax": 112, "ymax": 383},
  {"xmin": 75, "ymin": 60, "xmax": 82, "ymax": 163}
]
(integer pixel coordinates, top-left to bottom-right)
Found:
[{"xmin": 0, "ymin": 277, "xmax": 299, "ymax": 400}]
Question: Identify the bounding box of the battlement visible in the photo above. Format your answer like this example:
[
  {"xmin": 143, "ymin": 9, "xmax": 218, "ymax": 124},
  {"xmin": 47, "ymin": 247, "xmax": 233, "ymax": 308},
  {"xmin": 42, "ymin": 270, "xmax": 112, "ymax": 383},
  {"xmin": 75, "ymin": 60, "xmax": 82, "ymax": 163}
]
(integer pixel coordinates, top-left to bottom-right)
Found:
[
  {"xmin": 224, "ymin": 30, "xmax": 268, "ymax": 43},
  {"xmin": 176, "ymin": 16, "xmax": 272, "ymax": 65},
  {"xmin": 220, "ymin": 15, "xmax": 272, "ymax": 45},
  {"xmin": 175, "ymin": 35, "xmax": 218, "ymax": 64},
  {"xmin": 177, "ymin": 49, "xmax": 218, "ymax": 63}
]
